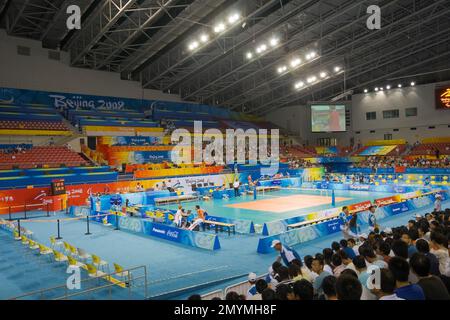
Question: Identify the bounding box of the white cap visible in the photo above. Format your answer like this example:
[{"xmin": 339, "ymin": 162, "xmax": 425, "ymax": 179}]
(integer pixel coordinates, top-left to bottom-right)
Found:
[
  {"xmin": 384, "ymin": 228, "xmax": 392, "ymax": 234},
  {"xmin": 248, "ymin": 272, "xmax": 257, "ymax": 282},
  {"xmin": 359, "ymin": 233, "xmax": 368, "ymax": 239},
  {"xmin": 271, "ymin": 240, "xmax": 281, "ymax": 248},
  {"xmin": 415, "ymin": 214, "xmax": 422, "ymax": 218},
  {"xmin": 435, "ymin": 194, "xmax": 442, "ymax": 198}
]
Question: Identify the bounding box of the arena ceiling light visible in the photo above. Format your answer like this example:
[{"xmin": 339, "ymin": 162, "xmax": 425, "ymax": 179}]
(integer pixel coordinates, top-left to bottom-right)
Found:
[
  {"xmin": 274, "ymin": 50, "xmax": 320, "ymax": 75},
  {"xmin": 364, "ymin": 89, "xmax": 368, "ymax": 93},
  {"xmin": 187, "ymin": 12, "xmax": 242, "ymax": 52},
  {"xmin": 410, "ymin": 81, "xmax": 416, "ymax": 86},
  {"xmin": 374, "ymin": 87, "xmax": 379, "ymax": 92},
  {"xmin": 277, "ymin": 65, "xmax": 288, "ymax": 74},
  {"xmin": 398, "ymin": 84, "xmax": 402, "ymax": 88},
  {"xmin": 246, "ymin": 35, "xmax": 282, "ymax": 60},
  {"xmin": 334, "ymin": 66, "xmax": 342, "ymax": 73},
  {"xmin": 293, "ymin": 68, "xmax": 342, "ymax": 91},
  {"xmin": 386, "ymin": 85, "xmax": 391, "ymax": 90}
]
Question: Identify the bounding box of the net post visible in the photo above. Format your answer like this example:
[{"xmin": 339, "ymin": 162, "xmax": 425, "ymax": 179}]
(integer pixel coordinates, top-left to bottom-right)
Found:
[
  {"xmin": 17, "ymin": 219, "xmax": 21, "ymax": 237},
  {"xmin": 8, "ymin": 206, "xmax": 12, "ymax": 221},
  {"xmin": 24, "ymin": 204, "xmax": 27, "ymax": 219},
  {"xmin": 85, "ymin": 215, "xmax": 91, "ymax": 235},
  {"xmin": 47, "ymin": 203, "xmax": 50, "ymax": 217},
  {"xmin": 55, "ymin": 219, "xmax": 62, "ymax": 240},
  {"xmin": 114, "ymin": 212, "xmax": 119, "ymax": 230}
]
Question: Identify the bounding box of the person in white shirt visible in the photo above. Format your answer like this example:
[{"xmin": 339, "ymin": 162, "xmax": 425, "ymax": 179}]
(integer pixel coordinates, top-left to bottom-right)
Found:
[
  {"xmin": 173, "ymin": 205, "xmax": 183, "ymax": 227},
  {"xmin": 433, "ymin": 194, "xmax": 442, "ymax": 212},
  {"xmin": 233, "ymin": 179, "xmax": 240, "ymax": 197},
  {"xmin": 430, "ymin": 232, "xmax": 450, "ymax": 276},
  {"xmin": 371, "ymin": 268, "xmax": 404, "ymax": 300}
]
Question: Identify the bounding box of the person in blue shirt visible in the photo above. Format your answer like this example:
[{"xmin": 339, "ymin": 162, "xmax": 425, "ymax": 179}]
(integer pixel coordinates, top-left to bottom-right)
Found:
[
  {"xmin": 339, "ymin": 239, "xmax": 356, "ymax": 259},
  {"xmin": 367, "ymin": 205, "xmax": 379, "ymax": 232},
  {"xmin": 271, "ymin": 240, "xmax": 302, "ymax": 267},
  {"xmin": 348, "ymin": 212, "xmax": 360, "ymax": 237},
  {"xmin": 246, "ymin": 272, "xmax": 258, "ymax": 299},
  {"xmin": 388, "ymin": 256, "xmax": 425, "ymax": 300},
  {"xmin": 339, "ymin": 206, "xmax": 352, "ymax": 239},
  {"xmin": 401, "ymin": 230, "xmax": 418, "ymax": 258}
]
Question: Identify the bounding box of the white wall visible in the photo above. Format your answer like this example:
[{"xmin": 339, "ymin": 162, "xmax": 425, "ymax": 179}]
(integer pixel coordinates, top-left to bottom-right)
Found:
[
  {"xmin": 0, "ymin": 30, "xmax": 182, "ymax": 102},
  {"xmin": 267, "ymin": 81, "xmax": 450, "ymax": 146},
  {"xmin": 351, "ymin": 81, "xmax": 450, "ymax": 143}
]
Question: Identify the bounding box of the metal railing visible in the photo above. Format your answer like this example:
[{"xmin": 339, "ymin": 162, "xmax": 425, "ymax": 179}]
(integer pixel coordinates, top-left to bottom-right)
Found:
[
  {"xmin": 9, "ymin": 265, "xmax": 148, "ymax": 300},
  {"xmin": 201, "ymin": 273, "xmax": 268, "ymax": 300}
]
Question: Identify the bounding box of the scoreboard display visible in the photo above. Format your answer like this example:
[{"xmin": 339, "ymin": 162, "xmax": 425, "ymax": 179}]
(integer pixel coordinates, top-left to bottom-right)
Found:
[{"xmin": 51, "ymin": 179, "xmax": 66, "ymax": 195}]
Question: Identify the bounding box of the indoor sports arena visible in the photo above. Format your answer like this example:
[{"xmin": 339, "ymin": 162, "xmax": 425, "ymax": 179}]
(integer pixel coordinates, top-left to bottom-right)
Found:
[{"xmin": 0, "ymin": 0, "xmax": 450, "ymax": 304}]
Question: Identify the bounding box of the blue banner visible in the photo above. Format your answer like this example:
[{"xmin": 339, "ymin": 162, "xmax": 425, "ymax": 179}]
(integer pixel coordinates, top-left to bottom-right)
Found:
[
  {"xmin": 112, "ymin": 136, "xmax": 161, "ymax": 146},
  {"xmin": 105, "ymin": 215, "xmax": 220, "ymax": 251},
  {"xmin": 134, "ymin": 151, "xmax": 171, "ymax": 164}
]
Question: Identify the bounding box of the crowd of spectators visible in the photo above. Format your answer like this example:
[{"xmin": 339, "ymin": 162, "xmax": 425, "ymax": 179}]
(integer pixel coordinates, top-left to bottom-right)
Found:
[
  {"xmin": 351, "ymin": 156, "xmax": 450, "ymax": 169},
  {"xmin": 189, "ymin": 208, "xmax": 450, "ymax": 300}
]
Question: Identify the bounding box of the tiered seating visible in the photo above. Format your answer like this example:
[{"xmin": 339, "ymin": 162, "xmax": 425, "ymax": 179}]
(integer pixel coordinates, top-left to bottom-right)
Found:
[
  {"xmin": 409, "ymin": 143, "xmax": 450, "ymax": 156},
  {"xmin": 0, "ymin": 146, "xmax": 88, "ymax": 169},
  {"xmin": 0, "ymin": 120, "xmax": 68, "ymax": 131},
  {"xmin": 284, "ymin": 146, "xmax": 317, "ymax": 158},
  {"xmin": 0, "ymin": 104, "xmax": 70, "ymax": 135}
]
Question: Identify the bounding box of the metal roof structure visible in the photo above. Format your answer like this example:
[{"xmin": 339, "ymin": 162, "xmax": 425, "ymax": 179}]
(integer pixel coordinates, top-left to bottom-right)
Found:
[{"xmin": 1, "ymin": 0, "xmax": 450, "ymax": 115}]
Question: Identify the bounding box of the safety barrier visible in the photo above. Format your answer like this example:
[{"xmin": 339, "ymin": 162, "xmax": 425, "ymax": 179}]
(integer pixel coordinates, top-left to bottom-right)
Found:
[
  {"xmin": 9, "ymin": 265, "xmax": 148, "ymax": 300},
  {"xmin": 201, "ymin": 273, "xmax": 268, "ymax": 300}
]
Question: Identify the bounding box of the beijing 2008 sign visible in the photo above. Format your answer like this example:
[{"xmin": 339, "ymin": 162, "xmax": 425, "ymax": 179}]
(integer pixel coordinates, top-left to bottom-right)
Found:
[{"xmin": 436, "ymin": 86, "xmax": 450, "ymax": 109}]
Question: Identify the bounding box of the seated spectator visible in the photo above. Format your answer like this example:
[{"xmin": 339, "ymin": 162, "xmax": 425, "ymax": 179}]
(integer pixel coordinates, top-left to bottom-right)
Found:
[
  {"xmin": 415, "ymin": 239, "xmax": 441, "ymax": 276},
  {"xmin": 336, "ymin": 274, "xmax": 362, "ymax": 300},
  {"xmin": 391, "ymin": 239, "xmax": 409, "ymax": 259},
  {"xmin": 303, "ymin": 255, "xmax": 318, "ymax": 281},
  {"xmin": 225, "ymin": 291, "xmax": 242, "ymax": 300},
  {"xmin": 377, "ymin": 241, "xmax": 392, "ymax": 263},
  {"xmin": 322, "ymin": 248, "xmax": 334, "ymax": 274},
  {"xmin": 249, "ymin": 279, "xmax": 268, "ymax": 300},
  {"xmin": 311, "ymin": 254, "xmax": 332, "ymax": 297},
  {"xmin": 388, "ymin": 256, "xmax": 425, "ymax": 300},
  {"xmin": 291, "ymin": 279, "xmax": 314, "ymax": 300},
  {"xmin": 261, "ymin": 288, "xmax": 277, "ymax": 301},
  {"xmin": 322, "ymin": 275, "xmax": 338, "ymax": 300},
  {"xmin": 371, "ymin": 269, "xmax": 404, "ymax": 300},
  {"xmin": 188, "ymin": 294, "xmax": 202, "ymax": 300},
  {"xmin": 332, "ymin": 253, "xmax": 346, "ymax": 277},
  {"xmin": 340, "ymin": 239, "xmax": 356, "ymax": 259},
  {"xmin": 331, "ymin": 241, "xmax": 341, "ymax": 253},
  {"xmin": 246, "ymin": 272, "xmax": 258, "ymax": 299},
  {"xmin": 410, "ymin": 253, "xmax": 450, "ymax": 300},
  {"xmin": 430, "ymin": 232, "xmax": 450, "ymax": 276},
  {"xmin": 361, "ymin": 246, "xmax": 388, "ymax": 269},
  {"xmin": 401, "ymin": 229, "xmax": 419, "ymax": 258},
  {"xmin": 275, "ymin": 283, "xmax": 293, "ymax": 301},
  {"xmin": 353, "ymin": 255, "xmax": 377, "ymax": 300}
]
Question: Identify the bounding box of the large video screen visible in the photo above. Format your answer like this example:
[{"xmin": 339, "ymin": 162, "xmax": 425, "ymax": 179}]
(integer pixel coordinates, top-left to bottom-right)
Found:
[
  {"xmin": 436, "ymin": 86, "xmax": 450, "ymax": 109},
  {"xmin": 311, "ymin": 104, "xmax": 346, "ymax": 132}
]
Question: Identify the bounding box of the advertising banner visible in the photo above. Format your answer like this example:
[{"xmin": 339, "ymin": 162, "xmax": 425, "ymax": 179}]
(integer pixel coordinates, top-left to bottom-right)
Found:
[{"xmin": 105, "ymin": 215, "xmax": 220, "ymax": 251}]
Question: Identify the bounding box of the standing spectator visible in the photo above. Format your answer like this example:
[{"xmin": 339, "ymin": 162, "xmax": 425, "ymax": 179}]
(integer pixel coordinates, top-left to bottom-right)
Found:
[
  {"xmin": 410, "ymin": 253, "xmax": 450, "ymax": 300},
  {"xmin": 401, "ymin": 231, "xmax": 418, "ymax": 258},
  {"xmin": 271, "ymin": 240, "xmax": 302, "ymax": 267},
  {"xmin": 388, "ymin": 257, "xmax": 425, "ymax": 300}
]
